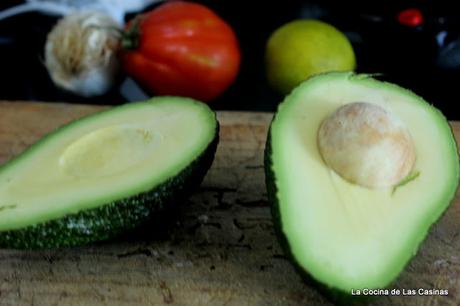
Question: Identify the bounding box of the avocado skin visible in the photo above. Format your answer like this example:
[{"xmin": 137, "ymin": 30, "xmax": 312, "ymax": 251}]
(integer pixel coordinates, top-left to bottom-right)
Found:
[
  {"xmin": 0, "ymin": 125, "xmax": 219, "ymax": 249},
  {"xmin": 264, "ymin": 122, "xmax": 372, "ymax": 306}
]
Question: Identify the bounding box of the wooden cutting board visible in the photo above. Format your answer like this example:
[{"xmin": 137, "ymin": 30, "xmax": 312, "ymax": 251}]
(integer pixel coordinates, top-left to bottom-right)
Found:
[{"xmin": 0, "ymin": 101, "xmax": 459, "ymax": 306}]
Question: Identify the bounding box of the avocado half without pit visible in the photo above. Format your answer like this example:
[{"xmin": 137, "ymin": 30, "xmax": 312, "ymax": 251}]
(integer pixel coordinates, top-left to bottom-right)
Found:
[
  {"xmin": 265, "ymin": 72, "xmax": 459, "ymax": 300},
  {"xmin": 0, "ymin": 97, "xmax": 218, "ymax": 248}
]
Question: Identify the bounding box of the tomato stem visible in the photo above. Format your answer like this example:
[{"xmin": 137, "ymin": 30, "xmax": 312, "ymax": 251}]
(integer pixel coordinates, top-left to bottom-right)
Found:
[{"xmin": 122, "ymin": 16, "xmax": 142, "ymax": 50}]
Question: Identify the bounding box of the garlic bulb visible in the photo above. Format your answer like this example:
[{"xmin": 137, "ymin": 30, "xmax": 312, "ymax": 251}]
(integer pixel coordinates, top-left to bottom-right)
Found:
[
  {"xmin": 45, "ymin": 11, "xmax": 121, "ymax": 97},
  {"xmin": 0, "ymin": 0, "xmax": 163, "ymax": 25}
]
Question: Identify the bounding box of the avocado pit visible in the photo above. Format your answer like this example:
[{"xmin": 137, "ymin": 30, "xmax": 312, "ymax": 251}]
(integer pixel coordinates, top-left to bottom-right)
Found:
[{"xmin": 318, "ymin": 102, "xmax": 416, "ymax": 188}]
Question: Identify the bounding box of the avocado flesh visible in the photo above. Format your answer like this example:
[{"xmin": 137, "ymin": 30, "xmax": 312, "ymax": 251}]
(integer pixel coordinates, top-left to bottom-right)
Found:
[
  {"xmin": 0, "ymin": 97, "xmax": 218, "ymax": 248},
  {"xmin": 266, "ymin": 72, "xmax": 459, "ymax": 292}
]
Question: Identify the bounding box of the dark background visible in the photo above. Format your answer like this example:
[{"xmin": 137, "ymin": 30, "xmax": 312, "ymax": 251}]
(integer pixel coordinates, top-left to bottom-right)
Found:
[{"xmin": 1, "ymin": 1, "xmax": 460, "ymax": 118}]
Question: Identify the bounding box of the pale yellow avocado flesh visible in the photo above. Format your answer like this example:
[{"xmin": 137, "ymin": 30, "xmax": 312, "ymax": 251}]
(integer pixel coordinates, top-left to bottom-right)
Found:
[
  {"xmin": 270, "ymin": 73, "xmax": 459, "ymax": 291},
  {"xmin": 0, "ymin": 97, "xmax": 216, "ymax": 231}
]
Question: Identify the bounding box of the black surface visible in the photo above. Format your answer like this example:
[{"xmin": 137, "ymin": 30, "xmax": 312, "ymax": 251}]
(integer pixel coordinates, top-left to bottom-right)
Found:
[{"xmin": 0, "ymin": 1, "xmax": 459, "ymax": 118}]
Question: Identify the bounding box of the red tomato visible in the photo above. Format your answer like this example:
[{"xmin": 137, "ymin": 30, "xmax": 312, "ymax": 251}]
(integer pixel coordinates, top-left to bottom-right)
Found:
[{"xmin": 121, "ymin": 1, "xmax": 241, "ymax": 102}]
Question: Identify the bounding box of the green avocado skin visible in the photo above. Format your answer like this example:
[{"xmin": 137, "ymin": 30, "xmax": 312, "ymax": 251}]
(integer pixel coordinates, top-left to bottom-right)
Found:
[
  {"xmin": 264, "ymin": 123, "xmax": 371, "ymax": 306},
  {"xmin": 0, "ymin": 126, "xmax": 218, "ymax": 249}
]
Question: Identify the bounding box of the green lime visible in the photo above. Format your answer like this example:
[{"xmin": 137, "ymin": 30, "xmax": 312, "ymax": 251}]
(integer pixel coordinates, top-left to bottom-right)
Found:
[{"xmin": 265, "ymin": 19, "xmax": 356, "ymax": 95}]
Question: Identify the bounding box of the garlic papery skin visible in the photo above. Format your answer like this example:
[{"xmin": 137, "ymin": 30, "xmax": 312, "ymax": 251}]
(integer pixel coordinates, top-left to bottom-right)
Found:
[{"xmin": 44, "ymin": 11, "xmax": 121, "ymax": 97}]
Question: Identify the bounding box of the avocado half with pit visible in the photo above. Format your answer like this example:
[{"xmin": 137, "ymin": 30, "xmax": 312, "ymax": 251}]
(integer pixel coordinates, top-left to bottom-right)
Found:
[
  {"xmin": 0, "ymin": 97, "xmax": 218, "ymax": 248},
  {"xmin": 265, "ymin": 72, "xmax": 459, "ymax": 301}
]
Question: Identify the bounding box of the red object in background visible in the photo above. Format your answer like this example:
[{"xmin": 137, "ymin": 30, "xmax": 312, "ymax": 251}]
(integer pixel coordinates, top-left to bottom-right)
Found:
[
  {"xmin": 397, "ymin": 8, "xmax": 424, "ymax": 27},
  {"xmin": 121, "ymin": 1, "xmax": 241, "ymax": 102}
]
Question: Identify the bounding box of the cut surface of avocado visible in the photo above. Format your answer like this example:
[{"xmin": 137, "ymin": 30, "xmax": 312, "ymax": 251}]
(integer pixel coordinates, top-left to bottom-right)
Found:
[
  {"xmin": 0, "ymin": 97, "xmax": 218, "ymax": 248},
  {"xmin": 265, "ymin": 72, "xmax": 459, "ymax": 294}
]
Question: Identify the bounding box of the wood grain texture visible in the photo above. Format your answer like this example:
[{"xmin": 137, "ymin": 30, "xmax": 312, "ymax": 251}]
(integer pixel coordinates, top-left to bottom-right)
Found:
[{"xmin": 0, "ymin": 101, "xmax": 459, "ymax": 306}]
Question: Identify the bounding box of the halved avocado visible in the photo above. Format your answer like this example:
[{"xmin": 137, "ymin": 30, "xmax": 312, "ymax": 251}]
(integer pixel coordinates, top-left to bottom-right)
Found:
[
  {"xmin": 0, "ymin": 97, "xmax": 218, "ymax": 248},
  {"xmin": 265, "ymin": 72, "xmax": 459, "ymax": 301}
]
